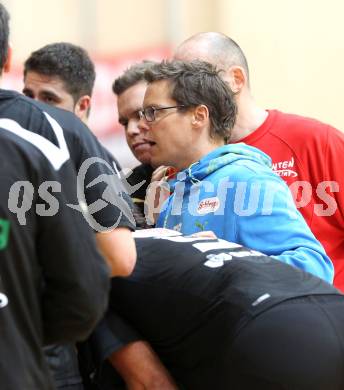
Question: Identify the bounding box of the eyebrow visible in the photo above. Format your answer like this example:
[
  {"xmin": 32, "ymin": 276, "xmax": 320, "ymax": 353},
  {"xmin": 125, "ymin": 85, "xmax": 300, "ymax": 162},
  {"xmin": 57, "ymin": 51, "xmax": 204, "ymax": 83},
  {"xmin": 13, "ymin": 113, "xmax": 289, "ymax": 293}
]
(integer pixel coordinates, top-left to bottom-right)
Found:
[
  {"xmin": 118, "ymin": 116, "xmax": 128, "ymax": 126},
  {"xmin": 22, "ymin": 87, "xmax": 33, "ymax": 95},
  {"xmin": 40, "ymin": 90, "xmax": 62, "ymax": 100},
  {"xmin": 143, "ymin": 104, "xmax": 168, "ymax": 109},
  {"xmin": 23, "ymin": 87, "xmax": 62, "ymax": 101},
  {"xmin": 119, "ymin": 109, "xmax": 141, "ymax": 122}
]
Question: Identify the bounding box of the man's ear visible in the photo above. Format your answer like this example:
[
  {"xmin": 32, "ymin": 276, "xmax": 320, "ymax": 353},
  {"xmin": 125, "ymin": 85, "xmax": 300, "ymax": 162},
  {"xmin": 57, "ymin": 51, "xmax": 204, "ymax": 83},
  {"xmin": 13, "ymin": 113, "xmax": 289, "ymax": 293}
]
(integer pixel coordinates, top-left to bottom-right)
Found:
[
  {"xmin": 191, "ymin": 104, "xmax": 209, "ymax": 128},
  {"xmin": 3, "ymin": 45, "xmax": 12, "ymax": 73},
  {"xmin": 225, "ymin": 66, "xmax": 246, "ymax": 93},
  {"xmin": 74, "ymin": 95, "xmax": 91, "ymax": 123}
]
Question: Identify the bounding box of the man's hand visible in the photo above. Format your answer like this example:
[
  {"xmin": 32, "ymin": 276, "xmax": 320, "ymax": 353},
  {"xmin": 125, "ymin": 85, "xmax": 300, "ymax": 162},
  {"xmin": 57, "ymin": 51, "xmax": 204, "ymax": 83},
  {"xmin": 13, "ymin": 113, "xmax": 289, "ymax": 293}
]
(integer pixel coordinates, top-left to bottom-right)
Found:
[
  {"xmin": 109, "ymin": 340, "xmax": 179, "ymax": 390},
  {"xmin": 96, "ymin": 227, "xmax": 136, "ymax": 276},
  {"xmin": 189, "ymin": 231, "xmax": 218, "ymax": 239},
  {"xmin": 144, "ymin": 166, "xmax": 175, "ymax": 225}
]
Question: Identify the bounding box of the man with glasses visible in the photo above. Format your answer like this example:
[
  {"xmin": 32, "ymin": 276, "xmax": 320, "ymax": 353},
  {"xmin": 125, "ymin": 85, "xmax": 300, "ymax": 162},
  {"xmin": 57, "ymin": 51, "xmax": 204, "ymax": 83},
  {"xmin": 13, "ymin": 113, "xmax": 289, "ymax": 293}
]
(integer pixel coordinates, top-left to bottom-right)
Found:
[
  {"xmin": 139, "ymin": 59, "xmax": 333, "ymax": 282},
  {"xmin": 83, "ymin": 60, "xmax": 334, "ymax": 389},
  {"xmin": 174, "ymin": 32, "xmax": 344, "ymax": 291},
  {"xmin": 139, "ymin": 105, "xmax": 188, "ymax": 121}
]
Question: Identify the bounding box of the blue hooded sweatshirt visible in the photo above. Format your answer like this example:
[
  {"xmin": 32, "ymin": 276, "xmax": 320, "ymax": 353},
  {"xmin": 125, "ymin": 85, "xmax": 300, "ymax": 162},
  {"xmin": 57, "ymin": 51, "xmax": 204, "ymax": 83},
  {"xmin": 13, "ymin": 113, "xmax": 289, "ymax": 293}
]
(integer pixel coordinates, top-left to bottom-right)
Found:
[{"xmin": 157, "ymin": 144, "xmax": 333, "ymax": 283}]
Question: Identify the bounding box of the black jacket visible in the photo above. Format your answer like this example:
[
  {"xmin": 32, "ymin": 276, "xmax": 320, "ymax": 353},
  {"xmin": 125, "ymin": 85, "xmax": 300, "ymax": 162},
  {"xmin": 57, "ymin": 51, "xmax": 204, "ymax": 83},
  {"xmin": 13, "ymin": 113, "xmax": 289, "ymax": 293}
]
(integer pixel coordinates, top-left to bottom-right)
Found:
[{"xmin": 0, "ymin": 94, "xmax": 111, "ymax": 390}]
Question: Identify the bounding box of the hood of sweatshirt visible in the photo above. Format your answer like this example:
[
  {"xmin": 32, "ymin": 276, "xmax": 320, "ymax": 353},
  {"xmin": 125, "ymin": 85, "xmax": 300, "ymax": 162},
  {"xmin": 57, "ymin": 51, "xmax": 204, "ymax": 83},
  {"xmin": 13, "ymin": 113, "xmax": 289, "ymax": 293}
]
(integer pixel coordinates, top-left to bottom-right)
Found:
[{"xmin": 169, "ymin": 143, "xmax": 272, "ymax": 190}]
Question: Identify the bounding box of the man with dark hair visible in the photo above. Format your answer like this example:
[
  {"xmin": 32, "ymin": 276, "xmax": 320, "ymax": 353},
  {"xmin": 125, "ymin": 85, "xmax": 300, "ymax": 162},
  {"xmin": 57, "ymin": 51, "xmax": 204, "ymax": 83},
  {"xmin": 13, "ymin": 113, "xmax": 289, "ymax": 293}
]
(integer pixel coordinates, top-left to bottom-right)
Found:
[
  {"xmin": 21, "ymin": 42, "xmax": 136, "ymax": 276},
  {"xmin": 105, "ymin": 229, "xmax": 344, "ymax": 390},
  {"xmin": 112, "ymin": 61, "xmax": 157, "ymax": 227},
  {"xmin": 0, "ymin": 5, "xmax": 110, "ymax": 390},
  {"xmin": 0, "ymin": 3, "xmax": 137, "ymax": 389},
  {"xmin": 174, "ymin": 32, "xmax": 344, "ymax": 291},
  {"xmin": 23, "ymin": 42, "xmax": 95, "ymax": 122},
  {"xmin": 21, "ymin": 41, "xmax": 137, "ymax": 276},
  {"xmin": 141, "ymin": 60, "xmax": 333, "ymax": 282}
]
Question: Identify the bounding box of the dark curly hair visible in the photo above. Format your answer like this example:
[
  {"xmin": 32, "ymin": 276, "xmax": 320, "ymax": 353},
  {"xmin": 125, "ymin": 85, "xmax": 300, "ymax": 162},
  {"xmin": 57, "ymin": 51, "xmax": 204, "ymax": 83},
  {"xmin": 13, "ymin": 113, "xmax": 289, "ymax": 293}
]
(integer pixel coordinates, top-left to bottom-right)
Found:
[{"xmin": 24, "ymin": 42, "xmax": 95, "ymax": 103}]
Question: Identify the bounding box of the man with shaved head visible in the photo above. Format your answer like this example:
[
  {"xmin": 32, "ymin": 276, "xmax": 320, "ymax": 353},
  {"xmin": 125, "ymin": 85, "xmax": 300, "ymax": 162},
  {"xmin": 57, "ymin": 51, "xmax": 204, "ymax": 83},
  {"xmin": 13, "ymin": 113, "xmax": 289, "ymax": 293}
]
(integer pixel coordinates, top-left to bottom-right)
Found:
[{"xmin": 175, "ymin": 32, "xmax": 344, "ymax": 291}]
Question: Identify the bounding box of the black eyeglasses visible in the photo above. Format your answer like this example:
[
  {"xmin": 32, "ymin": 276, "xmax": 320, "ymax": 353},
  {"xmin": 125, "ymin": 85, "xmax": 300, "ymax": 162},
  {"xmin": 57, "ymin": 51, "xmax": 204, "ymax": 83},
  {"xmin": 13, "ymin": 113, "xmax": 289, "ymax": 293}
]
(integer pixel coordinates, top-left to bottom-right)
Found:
[{"xmin": 139, "ymin": 105, "xmax": 186, "ymax": 122}]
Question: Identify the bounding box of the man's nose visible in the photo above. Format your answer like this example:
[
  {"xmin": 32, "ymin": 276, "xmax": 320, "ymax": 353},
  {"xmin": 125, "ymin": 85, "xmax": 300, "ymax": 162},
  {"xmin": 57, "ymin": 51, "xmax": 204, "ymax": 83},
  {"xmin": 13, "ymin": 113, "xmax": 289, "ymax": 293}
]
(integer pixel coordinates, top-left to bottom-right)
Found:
[
  {"xmin": 138, "ymin": 115, "xmax": 150, "ymax": 132},
  {"xmin": 127, "ymin": 120, "xmax": 141, "ymax": 136}
]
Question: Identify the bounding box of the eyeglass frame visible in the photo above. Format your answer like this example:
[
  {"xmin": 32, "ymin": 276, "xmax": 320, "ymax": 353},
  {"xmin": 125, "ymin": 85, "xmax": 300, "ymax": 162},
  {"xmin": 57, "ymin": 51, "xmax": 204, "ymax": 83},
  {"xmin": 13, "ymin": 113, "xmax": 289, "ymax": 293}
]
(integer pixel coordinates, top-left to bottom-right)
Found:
[{"xmin": 138, "ymin": 105, "xmax": 187, "ymax": 122}]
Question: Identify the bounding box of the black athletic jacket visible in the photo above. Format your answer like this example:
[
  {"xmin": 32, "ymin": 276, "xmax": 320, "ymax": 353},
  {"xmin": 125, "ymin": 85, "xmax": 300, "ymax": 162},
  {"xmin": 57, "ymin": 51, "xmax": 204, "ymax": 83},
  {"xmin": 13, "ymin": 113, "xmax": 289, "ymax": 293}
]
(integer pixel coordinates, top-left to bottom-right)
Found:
[
  {"xmin": 0, "ymin": 89, "xmax": 136, "ymax": 388},
  {"xmin": 0, "ymin": 89, "xmax": 135, "ymax": 232},
  {"xmin": 0, "ymin": 128, "xmax": 110, "ymax": 390}
]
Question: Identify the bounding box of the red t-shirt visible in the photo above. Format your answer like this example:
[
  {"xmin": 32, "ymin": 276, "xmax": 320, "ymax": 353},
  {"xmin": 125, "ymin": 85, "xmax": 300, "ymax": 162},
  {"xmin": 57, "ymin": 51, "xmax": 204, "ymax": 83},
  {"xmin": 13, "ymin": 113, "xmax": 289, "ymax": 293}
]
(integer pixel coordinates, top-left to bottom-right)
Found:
[{"xmin": 237, "ymin": 110, "xmax": 344, "ymax": 290}]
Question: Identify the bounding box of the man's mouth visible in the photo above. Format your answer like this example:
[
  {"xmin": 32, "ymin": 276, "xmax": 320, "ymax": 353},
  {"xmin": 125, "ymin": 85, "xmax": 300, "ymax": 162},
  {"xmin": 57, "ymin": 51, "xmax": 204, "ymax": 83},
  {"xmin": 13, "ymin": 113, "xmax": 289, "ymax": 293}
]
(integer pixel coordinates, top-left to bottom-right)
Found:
[{"xmin": 132, "ymin": 141, "xmax": 155, "ymax": 151}]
